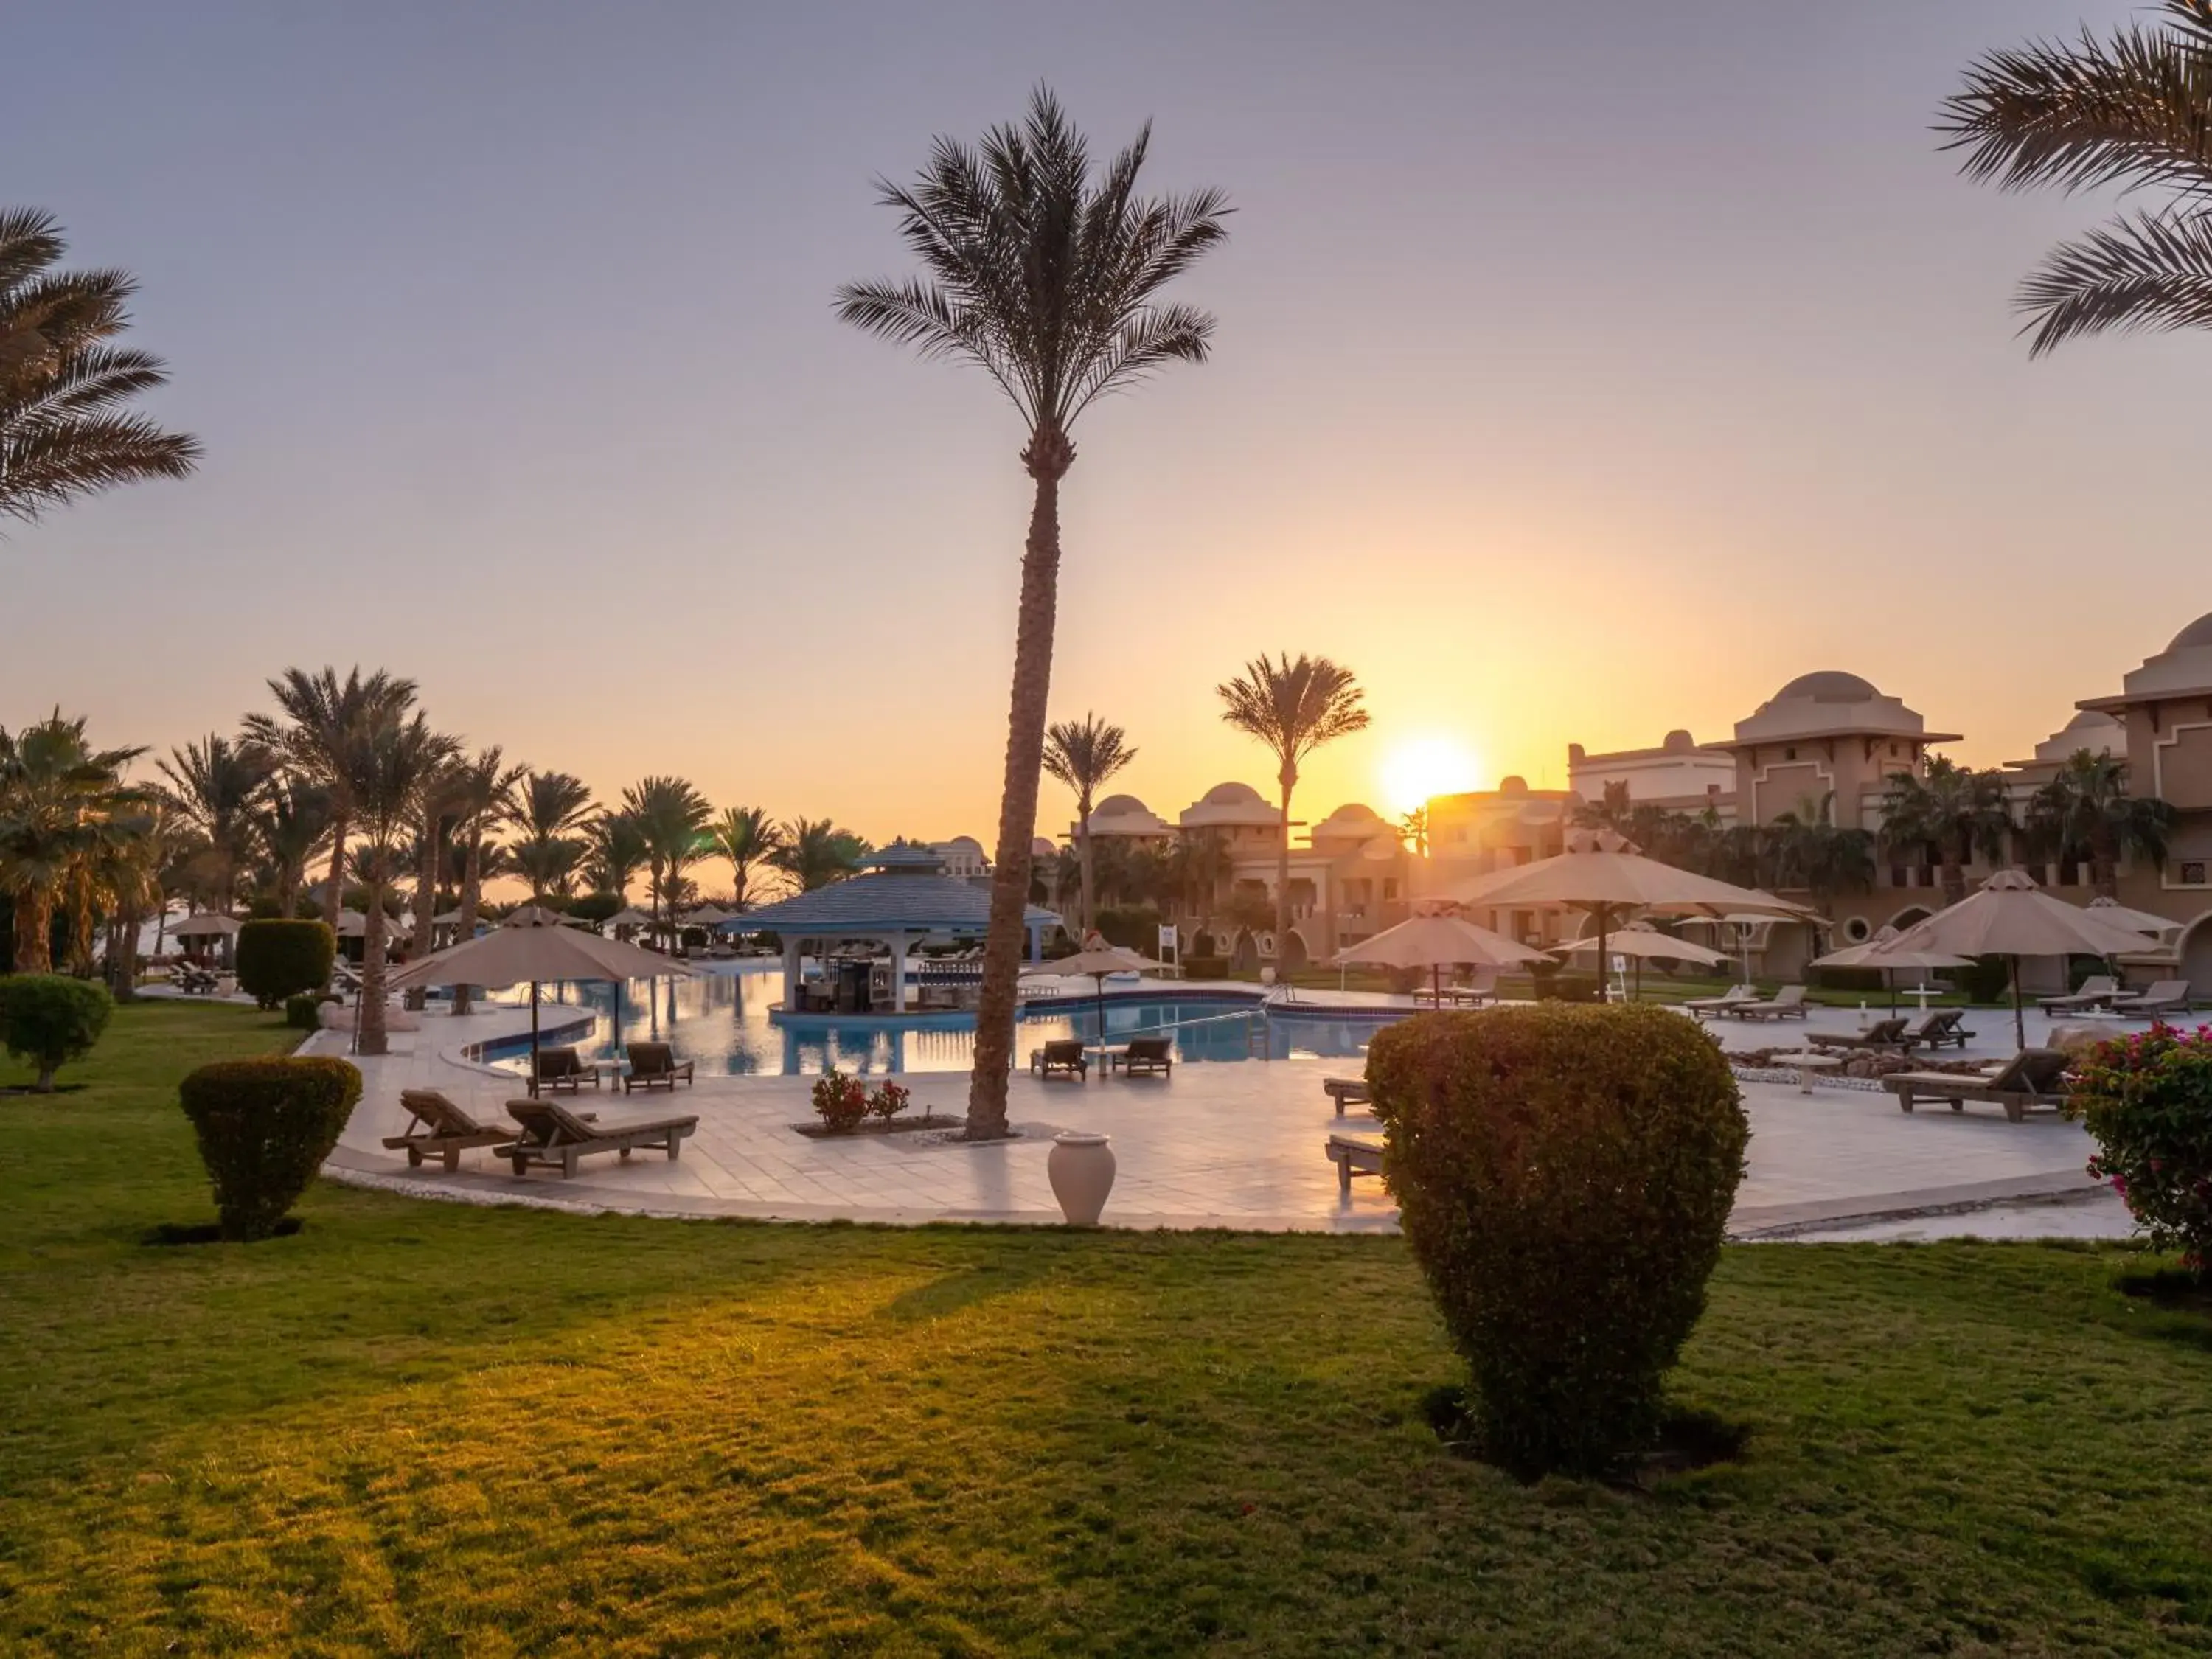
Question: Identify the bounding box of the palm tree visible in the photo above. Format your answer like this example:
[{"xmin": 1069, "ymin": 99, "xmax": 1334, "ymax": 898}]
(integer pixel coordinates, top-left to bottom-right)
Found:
[
  {"xmin": 1940, "ymin": 3, "xmax": 2212, "ymax": 355},
  {"xmin": 446, "ymin": 748, "xmax": 526, "ymax": 1014},
  {"xmin": 1216, "ymin": 655, "xmax": 1371, "ymax": 946},
  {"xmin": 243, "ymin": 667, "xmax": 417, "ymax": 930},
  {"xmin": 0, "ymin": 712, "xmax": 147, "ymax": 973},
  {"xmin": 1041, "ymin": 714, "xmax": 1137, "ymax": 936},
  {"xmin": 403, "ymin": 751, "xmax": 467, "ymax": 1009},
  {"xmin": 1398, "ymin": 806, "xmax": 1429, "ymax": 858},
  {"xmin": 2028, "ymin": 749, "xmax": 2173, "ymax": 897},
  {"xmin": 837, "ymin": 86, "xmax": 1231, "ymax": 1137},
  {"xmin": 582, "ymin": 810, "xmax": 648, "ymax": 902},
  {"xmin": 156, "ymin": 734, "xmax": 271, "ymax": 916},
  {"xmin": 503, "ymin": 770, "xmax": 595, "ymax": 901},
  {"xmin": 95, "ymin": 800, "xmax": 168, "ymax": 999},
  {"xmin": 1879, "ymin": 757, "xmax": 2014, "ymax": 908},
  {"xmin": 249, "ymin": 776, "xmax": 331, "ymax": 918},
  {"xmin": 1767, "ymin": 793, "xmax": 1877, "ymax": 910},
  {"xmin": 0, "ymin": 209, "xmax": 201, "ymax": 524},
  {"xmin": 771, "ymin": 818, "xmax": 868, "ymax": 893},
  {"xmin": 709, "ymin": 806, "xmax": 784, "ymax": 911},
  {"xmin": 336, "ymin": 712, "xmax": 454, "ymax": 1056},
  {"xmin": 621, "ymin": 777, "xmax": 711, "ymax": 940}
]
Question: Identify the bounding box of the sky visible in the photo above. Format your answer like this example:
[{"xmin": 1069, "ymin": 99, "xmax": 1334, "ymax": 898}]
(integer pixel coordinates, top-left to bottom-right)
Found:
[{"xmin": 7, "ymin": 0, "xmax": 2202, "ymax": 848}]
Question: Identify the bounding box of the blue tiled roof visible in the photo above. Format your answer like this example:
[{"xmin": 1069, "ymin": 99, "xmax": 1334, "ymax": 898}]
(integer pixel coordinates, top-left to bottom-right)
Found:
[{"xmin": 717, "ymin": 872, "xmax": 1059, "ymax": 935}]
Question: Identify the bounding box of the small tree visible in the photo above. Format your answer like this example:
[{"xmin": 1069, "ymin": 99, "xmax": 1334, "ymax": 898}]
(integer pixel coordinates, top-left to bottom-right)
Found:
[
  {"xmin": 0, "ymin": 973, "xmax": 113, "ymax": 1091},
  {"xmin": 234, "ymin": 919, "xmax": 335, "ymax": 1009},
  {"xmin": 2072, "ymin": 1026, "xmax": 2212, "ymax": 1277},
  {"xmin": 1368, "ymin": 1003, "xmax": 1747, "ymax": 1478},
  {"xmin": 178, "ymin": 1056, "xmax": 361, "ymax": 1239}
]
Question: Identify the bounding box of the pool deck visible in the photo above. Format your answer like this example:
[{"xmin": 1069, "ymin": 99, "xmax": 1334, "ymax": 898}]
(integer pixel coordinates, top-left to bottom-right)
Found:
[{"xmin": 310, "ymin": 994, "xmax": 2143, "ymax": 1239}]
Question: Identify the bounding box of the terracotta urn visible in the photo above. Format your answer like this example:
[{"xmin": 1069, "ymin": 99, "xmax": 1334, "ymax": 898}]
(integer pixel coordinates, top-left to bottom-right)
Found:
[{"xmin": 1047, "ymin": 1131, "xmax": 1116, "ymax": 1225}]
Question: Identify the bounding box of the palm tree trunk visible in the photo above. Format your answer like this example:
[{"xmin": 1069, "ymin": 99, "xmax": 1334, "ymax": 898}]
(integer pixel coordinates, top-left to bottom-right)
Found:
[
  {"xmin": 406, "ymin": 830, "xmax": 437, "ymax": 1012},
  {"xmin": 321, "ymin": 816, "xmax": 349, "ymax": 929},
  {"xmin": 358, "ymin": 888, "xmax": 390, "ymax": 1056},
  {"xmin": 2091, "ymin": 826, "xmax": 2118, "ymax": 899},
  {"xmin": 967, "ymin": 437, "xmax": 1069, "ymax": 1139},
  {"xmin": 67, "ymin": 866, "xmax": 97, "ymax": 976},
  {"xmin": 454, "ymin": 835, "xmax": 481, "ymax": 1016},
  {"xmin": 1077, "ymin": 786, "xmax": 1095, "ymax": 936},
  {"xmin": 1941, "ymin": 850, "xmax": 1965, "ymax": 908},
  {"xmin": 1275, "ymin": 768, "xmax": 1295, "ymax": 961}
]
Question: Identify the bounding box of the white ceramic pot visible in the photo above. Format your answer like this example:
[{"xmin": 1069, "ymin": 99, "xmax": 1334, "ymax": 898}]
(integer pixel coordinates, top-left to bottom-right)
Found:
[{"xmin": 1047, "ymin": 1131, "xmax": 1116, "ymax": 1225}]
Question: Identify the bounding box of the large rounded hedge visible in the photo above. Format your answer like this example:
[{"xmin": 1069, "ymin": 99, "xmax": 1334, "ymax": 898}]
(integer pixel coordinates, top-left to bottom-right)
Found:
[
  {"xmin": 178, "ymin": 1057, "xmax": 362, "ymax": 1240},
  {"xmin": 1366, "ymin": 1003, "xmax": 1748, "ymax": 1478},
  {"xmin": 234, "ymin": 919, "xmax": 337, "ymax": 1009},
  {"xmin": 0, "ymin": 973, "xmax": 114, "ymax": 1091}
]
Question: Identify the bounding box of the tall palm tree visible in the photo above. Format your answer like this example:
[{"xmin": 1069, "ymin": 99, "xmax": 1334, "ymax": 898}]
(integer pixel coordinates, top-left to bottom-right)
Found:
[
  {"xmin": 837, "ymin": 86, "xmax": 1231, "ymax": 1137},
  {"xmin": 156, "ymin": 734, "xmax": 271, "ymax": 916},
  {"xmin": 1041, "ymin": 714, "xmax": 1137, "ymax": 936},
  {"xmin": 1398, "ymin": 806, "xmax": 1429, "ymax": 858},
  {"xmin": 95, "ymin": 799, "xmax": 168, "ymax": 1000},
  {"xmin": 1879, "ymin": 757, "xmax": 2014, "ymax": 908},
  {"xmin": 709, "ymin": 806, "xmax": 784, "ymax": 911},
  {"xmin": 1940, "ymin": 2, "xmax": 2212, "ymax": 355},
  {"xmin": 250, "ymin": 776, "xmax": 332, "ymax": 918},
  {"xmin": 403, "ymin": 751, "xmax": 467, "ymax": 1009},
  {"xmin": 2028, "ymin": 749, "xmax": 2173, "ymax": 897},
  {"xmin": 503, "ymin": 770, "xmax": 595, "ymax": 901},
  {"xmin": 1767, "ymin": 793, "xmax": 1877, "ymax": 910},
  {"xmin": 621, "ymin": 777, "xmax": 711, "ymax": 939},
  {"xmin": 243, "ymin": 667, "xmax": 417, "ymax": 930},
  {"xmin": 1217, "ymin": 655, "xmax": 1371, "ymax": 947},
  {"xmin": 771, "ymin": 818, "xmax": 869, "ymax": 893},
  {"xmin": 582, "ymin": 810, "xmax": 648, "ymax": 902},
  {"xmin": 447, "ymin": 748, "xmax": 526, "ymax": 1014},
  {"xmin": 0, "ymin": 209, "xmax": 201, "ymax": 524},
  {"xmin": 336, "ymin": 712, "xmax": 454, "ymax": 1057},
  {"xmin": 0, "ymin": 712, "xmax": 147, "ymax": 973}
]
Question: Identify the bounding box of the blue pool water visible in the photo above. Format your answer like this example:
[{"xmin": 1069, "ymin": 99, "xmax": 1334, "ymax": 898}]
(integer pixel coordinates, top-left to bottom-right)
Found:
[{"xmin": 486, "ymin": 964, "xmax": 1398, "ymax": 1077}]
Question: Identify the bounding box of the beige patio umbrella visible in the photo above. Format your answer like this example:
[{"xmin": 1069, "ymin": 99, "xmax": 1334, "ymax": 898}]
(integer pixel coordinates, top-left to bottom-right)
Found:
[
  {"xmin": 605, "ymin": 905, "xmax": 654, "ymax": 932},
  {"xmin": 684, "ymin": 904, "xmax": 734, "ymax": 928},
  {"xmin": 2083, "ymin": 895, "xmax": 2180, "ymax": 940},
  {"xmin": 1809, "ymin": 926, "xmax": 1972, "ymax": 1011},
  {"xmin": 1448, "ymin": 830, "xmax": 1812, "ymax": 976},
  {"xmin": 1332, "ymin": 914, "xmax": 1550, "ymax": 1005},
  {"xmin": 1023, "ymin": 944, "xmax": 1158, "ymax": 1060},
  {"xmin": 390, "ymin": 910, "xmax": 695, "ymax": 1095},
  {"xmin": 1554, "ymin": 922, "xmax": 1729, "ymax": 1001},
  {"xmin": 171, "ymin": 913, "xmax": 240, "ymax": 939},
  {"xmin": 1883, "ymin": 869, "xmax": 2157, "ymax": 1049}
]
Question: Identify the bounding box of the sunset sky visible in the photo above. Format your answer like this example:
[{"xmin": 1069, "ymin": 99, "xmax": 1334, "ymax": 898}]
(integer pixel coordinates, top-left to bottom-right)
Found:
[{"xmin": 7, "ymin": 0, "xmax": 2201, "ymax": 847}]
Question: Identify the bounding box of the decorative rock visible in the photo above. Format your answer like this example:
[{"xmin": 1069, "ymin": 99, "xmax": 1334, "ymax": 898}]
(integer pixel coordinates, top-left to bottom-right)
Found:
[{"xmin": 1047, "ymin": 1131, "xmax": 1116, "ymax": 1225}]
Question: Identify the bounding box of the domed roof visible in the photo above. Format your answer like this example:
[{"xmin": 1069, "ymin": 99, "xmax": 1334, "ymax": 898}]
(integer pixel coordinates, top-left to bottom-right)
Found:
[
  {"xmin": 1773, "ymin": 670, "xmax": 1880, "ymax": 703},
  {"xmin": 2170, "ymin": 613, "xmax": 2212, "ymax": 652},
  {"xmin": 1201, "ymin": 781, "xmax": 1266, "ymax": 807},
  {"xmin": 1092, "ymin": 793, "xmax": 1149, "ymax": 817},
  {"xmin": 2063, "ymin": 709, "xmax": 2120, "ymax": 734},
  {"xmin": 1318, "ymin": 801, "xmax": 1381, "ymax": 824}
]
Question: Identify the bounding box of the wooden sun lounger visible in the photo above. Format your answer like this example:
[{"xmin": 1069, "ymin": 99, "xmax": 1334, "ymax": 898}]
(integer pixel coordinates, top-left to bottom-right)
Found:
[
  {"xmin": 1686, "ymin": 986, "xmax": 1758, "ymax": 1018},
  {"xmin": 1030, "ymin": 1039, "xmax": 1088, "ymax": 1080},
  {"xmin": 383, "ymin": 1088, "xmax": 560, "ymax": 1172},
  {"xmin": 501, "ymin": 1097, "xmax": 696, "ymax": 1178},
  {"xmin": 1120, "ymin": 1036, "xmax": 1173, "ymax": 1078},
  {"xmin": 2039, "ymin": 975, "xmax": 2118, "ymax": 1014},
  {"xmin": 621, "ymin": 1041, "xmax": 695, "ymax": 1093},
  {"xmin": 1326, "ymin": 1134, "xmax": 1385, "ymax": 1194},
  {"xmin": 533, "ymin": 1045, "xmax": 603, "ymax": 1091},
  {"xmin": 1323, "ymin": 1076, "xmax": 1370, "ymax": 1116},
  {"xmin": 1813, "ymin": 1015, "xmax": 1910, "ymax": 1053},
  {"xmin": 2110, "ymin": 980, "xmax": 2192, "ymax": 1016},
  {"xmin": 1907, "ymin": 1009, "xmax": 1974, "ymax": 1050},
  {"xmin": 1883, "ymin": 1049, "xmax": 2070, "ymax": 1123},
  {"xmin": 1727, "ymin": 985, "xmax": 1808, "ymax": 1021}
]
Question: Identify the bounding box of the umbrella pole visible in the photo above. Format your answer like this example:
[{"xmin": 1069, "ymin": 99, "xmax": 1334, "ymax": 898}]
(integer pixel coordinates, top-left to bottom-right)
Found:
[
  {"xmin": 529, "ymin": 979, "xmax": 542, "ymax": 1099},
  {"xmin": 2012, "ymin": 954, "xmax": 2025, "ymax": 1053},
  {"xmin": 1432, "ymin": 964, "xmax": 1441, "ymax": 1007},
  {"xmin": 1596, "ymin": 907, "xmax": 1610, "ymax": 1004},
  {"xmin": 1096, "ymin": 973, "xmax": 1106, "ymax": 1077}
]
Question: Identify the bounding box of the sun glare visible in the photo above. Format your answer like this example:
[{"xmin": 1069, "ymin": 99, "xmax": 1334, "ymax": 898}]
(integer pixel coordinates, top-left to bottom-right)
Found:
[{"xmin": 1379, "ymin": 734, "xmax": 1482, "ymax": 817}]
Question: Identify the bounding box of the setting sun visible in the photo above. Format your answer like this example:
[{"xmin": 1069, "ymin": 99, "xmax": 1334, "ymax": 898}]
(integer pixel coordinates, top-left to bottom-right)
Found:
[{"xmin": 1378, "ymin": 733, "xmax": 1484, "ymax": 816}]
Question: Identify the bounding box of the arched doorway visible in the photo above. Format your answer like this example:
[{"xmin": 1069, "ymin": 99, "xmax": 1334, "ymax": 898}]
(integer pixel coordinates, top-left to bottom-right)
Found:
[{"xmin": 2179, "ymin": 913, "xmax": 2212, "ymax": 998}]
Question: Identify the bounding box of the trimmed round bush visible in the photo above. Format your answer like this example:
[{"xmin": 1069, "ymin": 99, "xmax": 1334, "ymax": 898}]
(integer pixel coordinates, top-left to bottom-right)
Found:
[
  {"xmin": 1367, "ymin": 1003, "xmax": 1748, "ymax": 1478},
  {"xmin": 0, "ymin": 973, "xmax": 114, "ymax": 1091},
  {"xmin": 235, "ymin": 919, "xmax": 337, "ymax": 1009},
  {"xmin": 283, "ymin": 992, "xmax": 334, "ymax": 1031},
  {"xmin": 2071, "ymin": 1025, "xmax": 2212, "ymax": 1276},
  {"xmin": 178, "ymin": 1057, "xmax": 362, "ymax": 1240}
]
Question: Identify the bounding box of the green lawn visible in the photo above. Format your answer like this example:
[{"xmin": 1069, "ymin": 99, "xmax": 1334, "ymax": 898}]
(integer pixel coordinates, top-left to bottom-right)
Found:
[{"xmin": 2, "ymin": 1003, "xmax": 2208, "ymax": 1655}]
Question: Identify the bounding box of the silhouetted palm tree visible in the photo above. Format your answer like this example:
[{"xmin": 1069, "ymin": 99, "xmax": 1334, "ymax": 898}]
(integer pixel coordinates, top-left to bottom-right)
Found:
[
  {"xmin": 504, "ymin": 770, "xmax": 595, "ymax": 901},
  {"xmin": 0, "ymin": 712, "xmax": 147, "ymax": 973},
  {"xmin": 1879, "ymin": 757, "xmax": 2014, "ymax": 908},
  {"xmin": 2028, "ymin": 749, "xmax": 2173, "ymax": 897},
  {"xmin": 709, "ymin": 806, "xmax": 784, "ymax": 910},
  {"xmin": 771, "ymin": 818, "xmax": 869, "ymax": 892},
  {"xmin": 1940, "ymin": 2, "xmax": 2212, "ymax": 354},
  {"xmin": 1217, "ymin": 655, "xmax": 1370, "ymax": 947},
  {"xmin": 621, "ymin": 777, "xmax": 711, "ymax": 940},
  {"xmin": 0, "ymin": 209, "xmax": 200, "ymax": 524},
  {"xmin": 582, "ymin": 810, "xmax": 648, "ymax": 902},
  {"xmin": 338, "ymin": 712, "xmax": 454, "ymax": 1056},
  {"xmin": 251, "ymin": 776, "xmax": 332, "ymax": 919},
  {"xmin": 837, "ymin": 86, "xmax": 1231, "ymax": 1137},
  {"xmin": 1042, "ymin": 714, "xmax": 1136, "ymax": 936},
  {"xmin": 448, "ymin": 747, "xmax": 526, "ymax": 1013},
  {"xmin": 156, "ymin": 734, "xmax": 272, "ymax": 915}
]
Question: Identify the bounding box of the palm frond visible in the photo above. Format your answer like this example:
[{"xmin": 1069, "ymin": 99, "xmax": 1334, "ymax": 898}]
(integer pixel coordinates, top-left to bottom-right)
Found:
[{"xmin": 2016, "ymin": 206, "xmax": 2212, "ymax": 352}]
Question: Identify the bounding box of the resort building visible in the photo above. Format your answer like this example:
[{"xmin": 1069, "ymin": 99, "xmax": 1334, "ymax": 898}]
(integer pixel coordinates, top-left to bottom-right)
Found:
[
  {"xmin": 1567, "ymin": 730, "xmax": 1733, "ymax": 810},
  {"xmin": 1076, "ymin": 793, "xmax": 1176, "ymax": 849},
  {"xmin": 926, "ymin": 836, "xmax": 990, "ymax": 882}
]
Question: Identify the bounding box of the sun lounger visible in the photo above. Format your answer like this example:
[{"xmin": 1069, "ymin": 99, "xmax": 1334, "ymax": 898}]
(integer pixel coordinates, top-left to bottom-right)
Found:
[
  {"xmin": 1883, "ymin": 1048, "xmax": 2070, "ymax": 1123},
  {"xmin": 2039, "ymin": 975, "xmax": 2118, "ymax": 1015},
  {"xmin": 2110, "ymin": 980, "xmax": 2192, "ymax": 1016},
  {"xmin": 1908, "ymin": 1009, "xmax": 1974, "ymax": 1050},
  {"xmin": 1030, "ymin": 1039, "xmax": 1088, "ymax": 1080},
  {"xmin": 383, "ymin": 1088, "xmax": 555, "ymax": 1171},
  {"xmin": 1323, "ymin": 1076, "xmax": 1371, "ymax": 1116},
  {"xmin": 1120, "ymin": 1036, "xmax": 1173, "ymax": 1078},
  {"xmin": 533, "ymin": 1045, "xmax": 602, "ymax": 1092},
  {"xmin": 1686, "ymin": 986, "xmax": 1759, "ymax": 1018},
  {"xmin": 620, "ymin": 1041, "xmax": 695, "ymax": 1093},
  {"xmin": 1728, "ymin": 985, "xmax": 1808, "ymax": 1020},
  {"xmin": 1325, "ymin": 1133, "xmax": 1385, "ymax": 1194},
  {"xmin": 1813, "ymin": 1015, "xmax": 1910, "ymax": 1053},
  {"xmin": 500, "ymin": 1096, "xmax": 696, "ymax": 1178}
]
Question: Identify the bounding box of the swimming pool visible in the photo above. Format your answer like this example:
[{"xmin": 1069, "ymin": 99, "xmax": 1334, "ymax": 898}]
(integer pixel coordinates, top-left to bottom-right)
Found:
[{"xmin": 482, "ymin": 964, "xmax": 1399, "ymax": 1077}]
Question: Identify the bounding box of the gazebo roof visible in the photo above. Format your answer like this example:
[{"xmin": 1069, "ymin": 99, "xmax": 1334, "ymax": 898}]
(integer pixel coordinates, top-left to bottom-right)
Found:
[{"xmin": 720, "ymin": 872, "xmax": 1059, "ymax": 936}]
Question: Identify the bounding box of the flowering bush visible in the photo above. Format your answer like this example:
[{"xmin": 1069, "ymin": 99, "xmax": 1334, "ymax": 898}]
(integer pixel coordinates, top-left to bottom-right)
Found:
[
  {"xmin": 2070, "ymin": 1023, "xmax": 2212, "ymax": 1276},
  {"xmin": 810, "ymin": 1070, "xmax": 869, "ymax": 1133},
  {"xmin": 867, "ymin": 1079, "xmax": 911, "ymax": 1122}
]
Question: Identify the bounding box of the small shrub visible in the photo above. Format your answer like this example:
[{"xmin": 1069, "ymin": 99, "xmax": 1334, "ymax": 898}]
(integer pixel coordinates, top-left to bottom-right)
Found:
[
  {"xmin": 1368, "ymin": 1004, "xmax": 1748, "ymax": 1478},
  {"xmin": 178, "ymin": 1056, "xmax": 362, "ymax": 1240},
  {"xmin": 1093, "ymin": 905, "xmax": 1164, "ymax": 952},
  {"xmin": 1181, "ymin": 954, "xmax": 1228, "ymax": 980},
  {"xmin": 1949, "ymin": 954, "xmax": 2012, "ymax": 1004},
  {"xmin": 2071, "ymin": 1025, "xmax": 2212, "ymax": 1276},
  {"xmin": 811, "ymin": 1069, "xmax": 868, "ymax": 1133},
  {"xmin": 867, "ymin": 1079, "xmax": 911, "ymax": 1122},
  {"xmin": 1812, "ymin": 964, "xmax": 1886, "ymax": 994},
  {"xmin": 0, "ymin": 973, "xmax": 114, "ymax": 1091},
  {"xmin": 1534, "ymin": 972, "xmax": 1599, "ymax": 1004},
  {"xmin": 235, "ymin": 919, "xmax": 336, "ymax": 1009},
  {"xmin": 284, "ymin": 992, "xmax": 331, "ymax": 1031}
]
